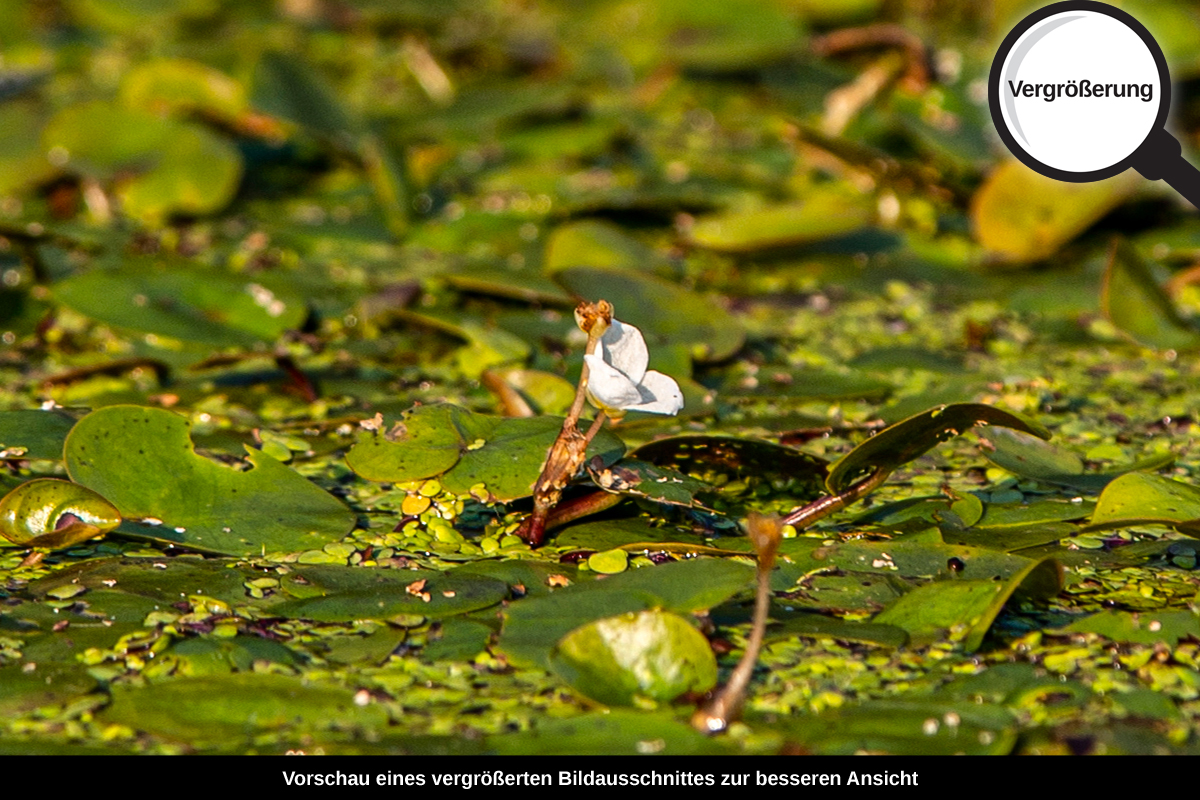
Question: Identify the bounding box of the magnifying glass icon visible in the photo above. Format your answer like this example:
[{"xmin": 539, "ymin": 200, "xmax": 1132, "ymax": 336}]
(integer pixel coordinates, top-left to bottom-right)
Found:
[{"xmin": 990, "ymin": 0, "xmax": 1200, "ymax": 206}]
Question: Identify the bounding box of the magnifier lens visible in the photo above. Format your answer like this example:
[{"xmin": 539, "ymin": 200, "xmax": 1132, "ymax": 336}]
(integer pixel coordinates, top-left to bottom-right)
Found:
[{"xmin": 995, "ymin": 9, "xmax": 1163, "ymax": 175}]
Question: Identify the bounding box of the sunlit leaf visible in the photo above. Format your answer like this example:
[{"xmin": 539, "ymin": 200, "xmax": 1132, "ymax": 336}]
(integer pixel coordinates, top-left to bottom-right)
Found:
[
  {"xmin": 64, "ymin": 406, "xmax": 355, "ymax": 556},
  {"xmin": 1087, "ymin": 472, "xmax": 1200, "ymax": 537},
  {"xmin": 550, "ymin": 610, "xmax": 717, "ymax": 706}
]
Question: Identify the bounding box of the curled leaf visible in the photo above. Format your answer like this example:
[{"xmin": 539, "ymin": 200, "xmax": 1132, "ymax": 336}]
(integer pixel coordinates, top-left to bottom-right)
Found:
[{"xmin": 0, "ymin": 478, "xmax": 120, "ymax": 550}]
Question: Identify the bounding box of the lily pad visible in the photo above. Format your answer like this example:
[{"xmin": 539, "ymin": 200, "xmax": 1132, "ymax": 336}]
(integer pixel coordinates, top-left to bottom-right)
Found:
[
  {"xmin": 64, "ymin": 406, "xmax": 355, "ymax": 556},
  {"xmin": 99, "ymin": 674, "xmax": 388, "ymax": 745},
  {"xmin": 0, "ymin": 409, "xmax": 78, "ymax": 460},
  {"xmin": 1101, "ymin": 238, "xmax": 1200, "ymax": 351},
  {"xmin": 983, "ymin": 427, "xmax": 1175, "ymax": 493},
  {"xmin": 972, "ymin": 159, "xmax": 1141, "ymax": 263},
  {"xmin": 53, "ymin": 259, "xmax": 306, "ymax": 348},
  {"xmin": 271, "ymin": 569, "xmax": 508, "ymax": 621},
  {"xmin": 498, "ymin": 558, "xmax": 753, "ymax": 668},
  {"xmin": 826, "ymin": 403, "xmax": 1051, "ymax": 493},
  {"xmin": 1087, "ymin": 472, "xmax": 1200, "ymax": 536},
  {"xmin": 1056, "ymin": 609, "xmax": 1200, "ymax": 646},
  {"xmin": 872, "ymin": 556, "xmax": 1063, "ymax": 651},
  {"xmin": 632, "ymin": 434, "xmax": 828, "ymax": 485},
  {"xmin": 689, "ymin": 189, "xmax": 874, "ymax": 253},
  {"xmin": 775, "ymin": 700, "xmax": 1016, "ymax": 755},
  {"xmin": 347, "ymin": 404, "xmax": 625, "ymax": 502},
  {"xmin": 723, "ymin": 366, "xmax": 892, "ymax": 401},
  {"xmin": 550, "ymin": 610, "xmax": 717, "ymax": 707},
  {"xmin": 487, "ymin": 710, "xmax": 728, "ymax": 755}
]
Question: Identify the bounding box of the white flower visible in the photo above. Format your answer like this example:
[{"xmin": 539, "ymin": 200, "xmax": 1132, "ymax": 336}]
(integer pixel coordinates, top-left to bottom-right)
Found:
[{"xmin": 584, "ymin": 319, "xmax": 684, "ymax": 416}]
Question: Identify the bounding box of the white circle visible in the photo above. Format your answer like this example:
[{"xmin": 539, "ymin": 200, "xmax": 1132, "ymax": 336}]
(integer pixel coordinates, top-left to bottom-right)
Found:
[{"xmin": 997, "ymin": 10, "xmax": 1161, "ymax": 173}]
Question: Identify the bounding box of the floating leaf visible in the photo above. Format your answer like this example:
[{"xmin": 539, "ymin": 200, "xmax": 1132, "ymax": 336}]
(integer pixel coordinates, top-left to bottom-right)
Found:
[
  {"xmin": 1056, "ymin": 609, "xmax": 1200, "ymax": 646},
  {"xmin": 972, "ymin": 159, "xmax": 1141, "ymax": 263},
  {"xmin": 826, "ymin": 403, "xmax": 1050, "ymax": 493},
  {"xmin": 271, "ymin": 569, "xmax": 508, "ymax": 621},
  {"xmin": 252, "ymin": 51, "xmax": 357, "ymax": 140},
  {"xmin": 64, "ymin": 406, "xmax": 355, "ymax": 556},
  {"xmin": 1087, "ymin": 472, "xmax": 1200, "ymax": 537},
  {"xmin": 689, "ymin": 190, "xmax": 874, "ymax": 253},
  {"xmin": 487, "ymin": 710, "xmax": 728, "ymax": 755},
  {"xmin": 0, "ymin": 479, "xmax": 120, "ymax": 550},
  {"xmin": 872, "ymin": 556, "xmax": 1062, "ymax": 651},
  {"xmin": 1101, "ymin": 238, "xmax": 1200, "ymax": 351},
  {"xmin": 498, "ymin": 558, "xmax": 753, "ymax": 668},
  {"xmin": 550, "ymin": 610, "xmax": 716, "ymax": 707},
  {"xmin": 347, "ymin": 405, "xmax": 625, "ymax": 502},
  {"xmin": 723, "ymin": 366, "xmax": 891, "ymax": 401},
  {"xmin": 544, "ymin": 220, "xmax": 670, "ymax": 276},
  {"xmin": 0, "ymin": 409, "xmax": 78, "ymax": 460},
  {"xmin": 119, "ymin": 58, "xmax": 248, "ymax": 123},
  {"xmin": 53, "ymin": 259, "xmax": 306, "ymax": 348},
  {"xmin": 99, "ymin": 674, "xmax": 388, "ymax": 745},
  {"xmin": 763, "ymin": 612, "xmax": 908, "ymax": 649},
  {"xmin": 555, "ymin": 266, "xmax": 743, "ymax": 362},
  {"xmin": 776, "ymin": 700, "xmax": 1016, "ymax": 755}
]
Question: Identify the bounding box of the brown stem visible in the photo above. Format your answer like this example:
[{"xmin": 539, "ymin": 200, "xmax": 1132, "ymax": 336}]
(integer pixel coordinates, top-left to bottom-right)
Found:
[
  {"xmin": 780, "ymin": 466, "xmax": 890, "ymax": 530},
  {"xmin": 693, "ymin": 514, "xmax": 781, "ymax": 734}
]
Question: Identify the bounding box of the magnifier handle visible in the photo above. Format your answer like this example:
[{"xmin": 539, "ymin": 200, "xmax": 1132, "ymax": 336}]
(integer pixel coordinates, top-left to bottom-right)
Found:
[{"xmin": 1132, "ymin": 128, "xmax": 1200, "ymax": 209}]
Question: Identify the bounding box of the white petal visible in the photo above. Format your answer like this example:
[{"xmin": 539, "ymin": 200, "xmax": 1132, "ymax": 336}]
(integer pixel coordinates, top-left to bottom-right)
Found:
[
  {"xmin": 628, "ymin": 370, "xmax": 684, "ymax": 415},
  {"xmin": 600, "ymin": 319, "xmax": 648, "ymax": 385},
  {"xmin": 584, "ymin": 353, "xmax": 643, "ymax": 410}
]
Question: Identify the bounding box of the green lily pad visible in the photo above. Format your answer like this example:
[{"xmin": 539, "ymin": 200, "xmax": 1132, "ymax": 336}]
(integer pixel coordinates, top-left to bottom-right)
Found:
[
  {"xmin": 872, "ymin": 556, "xmax": 1062, "ymax": 651},
  {"xmin": 422, "ymin": 619, "xmax": 493, "ymax": 662},
  {"xmin": 826, "ymin": 403, "xmax": 1051, "ymax": 493},
  {"xmin": 42, "ymin": 101, "xmax": 242, "ymax": 222},
  {"xmin": 972, "ymin": 159, "xmax": 1141, "ymax": 263},
  {"xmin": 544, "ymin": 220, "xmax": 671, "ymax": 276},
  {"xmin": 723, "ymin": 366, "xmax": 892, "ymax": 401},
  {"xmin": 1101, "ymin": 238, "xmax": 1200, "ymax": 351},
  {"xmin": 0, "ymin": 409, "xmax": 78, "ymax": 460},
  {"xmin": 498, "ymin": 558, "xmax": 753, "ymax": 668},
  {"xmin": 168, "ymin": 636, "xmax": 302, "ymax": 676},
  {"xmin": 1087, "ymin": 472, "xmax": 1200, "ymax": 536},
  {"xmin": 487, "ymin": 710, "xmax": 729, "ymax": 755},
  {"xmin": 0, "ymin": 478, "xmax": 121, "ymax": 550},
  {"xmin": 554, "ymin": 266, "xmax": 744, "ymax": 362},
  {"xmin": 689, "ymin": 189, "xmax": 874, "ymax": 253},
  {"xmin": 550, "ymin": 610, "xmax": 716, "ymax": 707},
  {"xmin": 1056, "ymin": 609, "xmax": 1200, "ymax": 646},
  {"xmin": 99, "ymin": 674, "xmax": 388, "ymax": 745},
  {"xmin": 64, "ymin": 406, "xmax": 355, "ymax": 556},
  {"xmin": 271, "ymin": 569, "xmax": 508, "ymax": 621},
  {"xmin": 775, "ymin": 700, "xmax": 1016, "ymax": 755},
  {"xmin": 764, "ymin": 612, "xmax": 909, "ymax": 649},
  {"xmin": 119, "ymin": 58, "xmax": 248, "ymax": 123},
  {"xmin": 983, "ymin": 427, "xmax": 1174, "ymax": 493},
  {"xmin": 347, "ymin": 404, "xmax": 625, "ymax": 502},
  {"xmin": 53, "ymin": 259, "xmax": 306, "ymax": 348}
]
